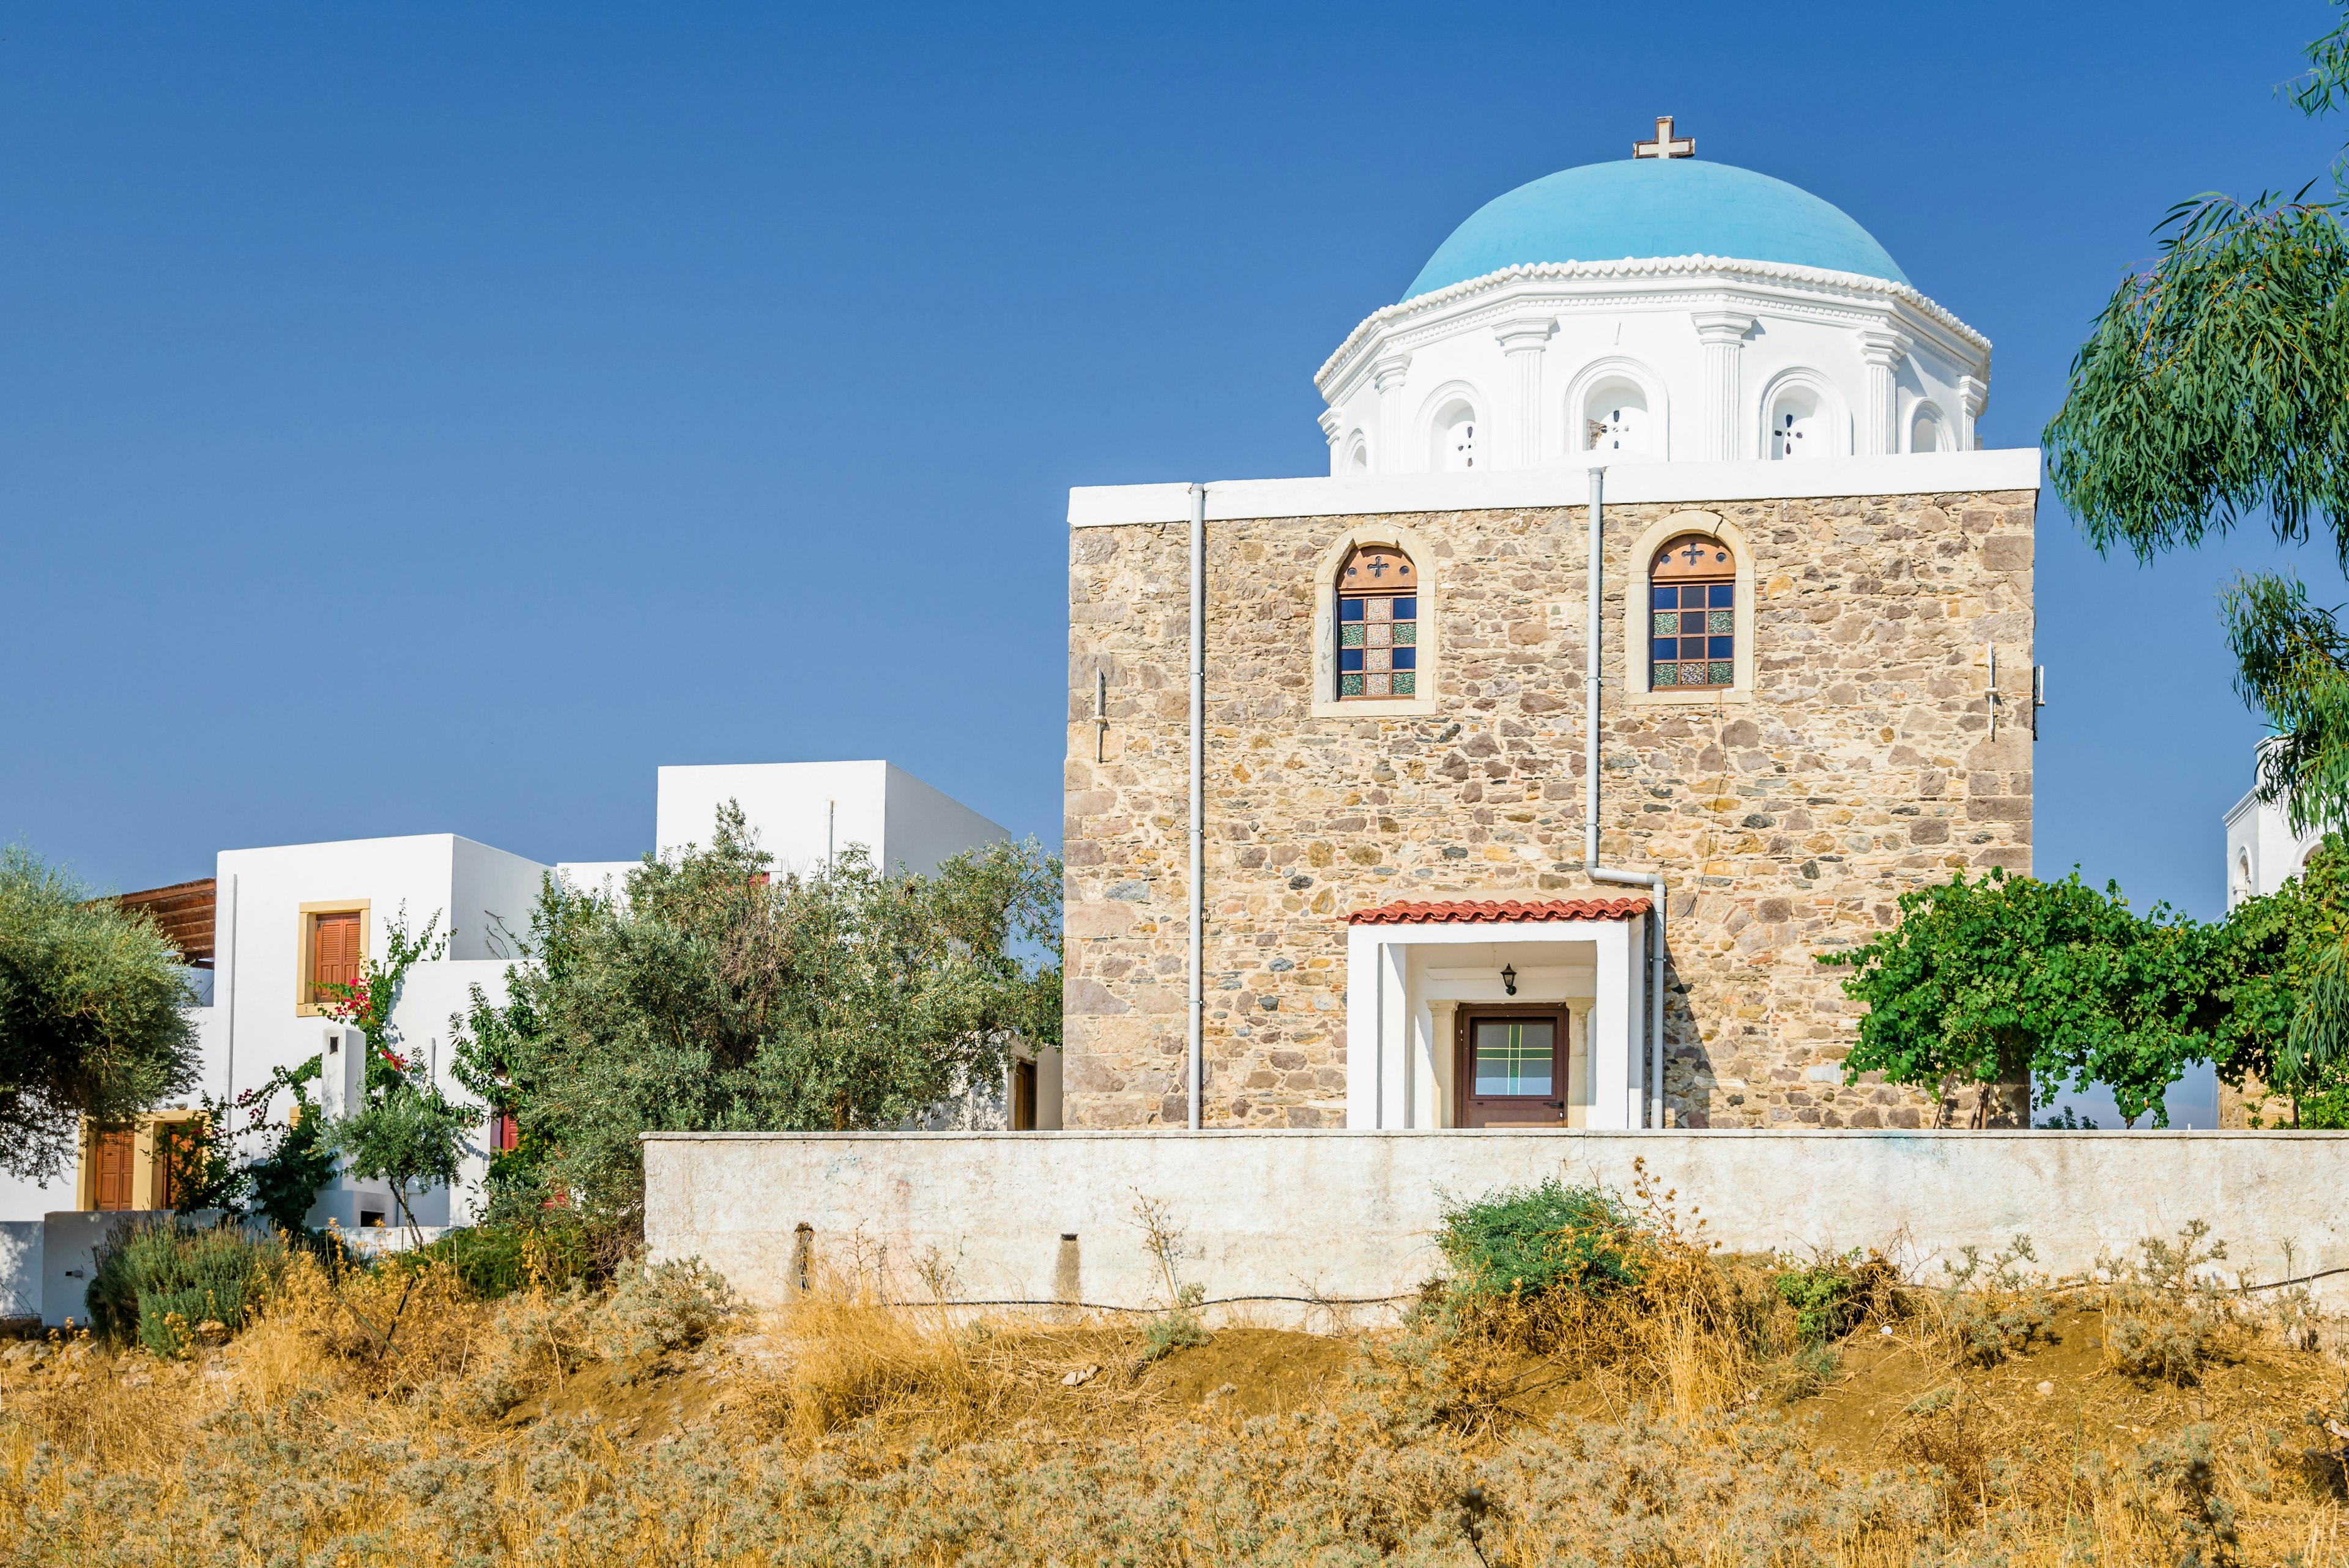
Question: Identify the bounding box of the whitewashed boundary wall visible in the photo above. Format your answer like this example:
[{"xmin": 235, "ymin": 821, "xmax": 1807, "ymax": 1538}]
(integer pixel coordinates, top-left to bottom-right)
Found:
[{"xmin": 644, "ymin": 1130, "xmax": 2349, "ymax": 1324}]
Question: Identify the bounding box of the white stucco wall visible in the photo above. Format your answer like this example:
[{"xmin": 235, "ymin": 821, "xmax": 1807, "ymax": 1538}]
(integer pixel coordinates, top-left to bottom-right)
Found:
[
  {"xmin": 212, "ymin": 834, "xmax": 547, "ymax": 1121},
  {"xmin": 2225, "ymin": 778, "xmax": 2322, "ymax": 909},
  {"xmin": 657, "ymin": 760, "xmax": 1010, "ymax": 879},
  {"xmin": 1317, "ymin": 264, "xmax": 1987, "ymax": 475},
  {"xmin": 645, "ymin": 1130, "xmax": 2349, "ymax": 1322}
]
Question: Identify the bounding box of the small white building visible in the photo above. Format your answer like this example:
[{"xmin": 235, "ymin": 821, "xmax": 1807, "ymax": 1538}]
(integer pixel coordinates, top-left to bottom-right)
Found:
[{"xmin": 4, "ymin": 760, "xmax": 1020, "ymax": 1252}]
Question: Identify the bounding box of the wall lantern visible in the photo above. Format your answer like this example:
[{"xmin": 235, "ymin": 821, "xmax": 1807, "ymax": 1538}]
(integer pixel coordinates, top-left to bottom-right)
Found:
[{"xmin": 1501, "ymin": 964, "xmax": 1518, "ymax": 996}]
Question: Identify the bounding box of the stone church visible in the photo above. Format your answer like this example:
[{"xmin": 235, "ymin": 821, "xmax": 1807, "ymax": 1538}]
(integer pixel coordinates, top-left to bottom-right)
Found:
[{"xmin": 1062, "ymin": 121, "xmax": 2038, "ymax": 1133}]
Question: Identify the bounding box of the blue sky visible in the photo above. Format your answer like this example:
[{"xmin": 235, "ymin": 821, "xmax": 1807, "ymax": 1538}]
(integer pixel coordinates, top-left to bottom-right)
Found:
[{"xmin": 5, "ymin": 4, "xmax": 2345, "ymax": 1122}]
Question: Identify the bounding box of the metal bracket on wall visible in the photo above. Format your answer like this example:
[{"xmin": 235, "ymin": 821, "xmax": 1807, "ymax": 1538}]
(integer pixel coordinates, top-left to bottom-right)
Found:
[
  {"xmin": 1987, "ymin": 643, "xmax": 1999, "ymax": 739},
  {"xmin": 1094, "ymin": 668, "xmax": 1108, "ymax": 762},
  {"xmin": 2032, "ymin": 665, "xmax": 2046, "ymax": 739}
]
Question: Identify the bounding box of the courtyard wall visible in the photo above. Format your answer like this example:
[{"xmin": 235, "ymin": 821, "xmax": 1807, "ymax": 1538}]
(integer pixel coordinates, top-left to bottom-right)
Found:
[{"xmin": 644, "ymin": 1130, "xmax": 2349, "ymax": 1322}]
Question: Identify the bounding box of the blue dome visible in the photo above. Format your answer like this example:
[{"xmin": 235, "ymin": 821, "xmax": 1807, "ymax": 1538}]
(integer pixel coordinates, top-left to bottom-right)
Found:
[{"xmin": 1404, "ymin": 158, "xmax": 1909, "ymax": 301}]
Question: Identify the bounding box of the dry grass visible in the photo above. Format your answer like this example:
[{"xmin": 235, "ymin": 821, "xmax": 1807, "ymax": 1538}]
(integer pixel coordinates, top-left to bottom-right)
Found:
[{"xmin": 0, "ymin": 1227, "xmax": 2345, "ymax": 1566}]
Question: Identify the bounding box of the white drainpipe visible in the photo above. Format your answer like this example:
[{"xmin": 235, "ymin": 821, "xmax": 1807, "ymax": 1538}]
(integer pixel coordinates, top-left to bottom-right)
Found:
[
  {"xmin": 1579, "ymin": 465, "xmax": 1670, "ymax": 1129},
  {"xmin": 1187, "ymin": 481, "xmax": 1206, "ymax": 1130}
]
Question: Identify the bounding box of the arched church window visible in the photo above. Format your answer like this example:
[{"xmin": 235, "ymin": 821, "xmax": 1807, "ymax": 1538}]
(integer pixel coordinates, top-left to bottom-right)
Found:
[
  {"xmin": 1434, "ymin": 402, "xmax": 1478, "ymax": 470},
  {"xmin": 1769, "ymin": 386, "xmax": 1824, "ymax": 459},
  {"xmin": 1583, "ymin": 379, "xmax": 1650, "ymax": 457},
  {"xmin": 1650, "ymin": 534, "xmax": 1734, "ymax": 690},
  {"xmin": 1337, "ymin": 545, "xmax": 1418, "ymax": 699}
]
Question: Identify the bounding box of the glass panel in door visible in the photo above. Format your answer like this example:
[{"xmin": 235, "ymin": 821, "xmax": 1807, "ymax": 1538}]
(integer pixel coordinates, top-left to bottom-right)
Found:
[{"xmin": 1465, "ymin": 1018, "xmax": 1561, "ymax": 1126}]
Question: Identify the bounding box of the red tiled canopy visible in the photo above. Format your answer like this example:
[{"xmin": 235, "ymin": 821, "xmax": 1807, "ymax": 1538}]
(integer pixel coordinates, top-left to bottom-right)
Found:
[{"xmin": 1346, "ymin": 897, "xmax": 1650, "ymax": 926}]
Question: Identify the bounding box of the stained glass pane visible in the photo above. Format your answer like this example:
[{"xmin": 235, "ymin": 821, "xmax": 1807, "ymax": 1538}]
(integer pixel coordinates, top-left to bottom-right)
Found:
[
  {"xmin": 1392, "ymin": 671, "xmax": 1415, "ymax": 695},
  {"xmin": 1393, "ymin": 622, "xmax": 1416, "ymax": 645},
  {"xmin": 1339, "ymin": 673, "xmax": 1364, "ymax": 696},
  {"xmin": 1340, "ymin": 599, "xmax": 1365, "ymax": 622},
  {"xmin": 1392, "ymin": 647, "xmax": 1416, "ymax": 669},
  {"xmin": 1654, "ymin": 662, "xmax": 1679, "ymax": 686},
  {"xmin": 1681, "ymin": 586, "xmax": 1707, "ymax": 607},
  {"xmin": 1367, "ymin": 623, "xmax": 1391, "ymax": 648},
  {"xmin": 1473, "ymin": 1021, "xmax": 1554, "ymax": 1096},
  {"xmin": 1367, "ymin": 673, "xmax": 1391, "ymax": 697},
  {"xmin": 1709, "ymin": 661, "xmax": 1734, "ymax": 685},
  {"xmin": 1392, "ymin": 597, "xmax": 1416, "ymax": 619},
  {"xmin": 1707, "ymin": 610, "xmax": 1732, "ymax": 635},
  {"xmin": 1368, "ymin": 598, "xmax": 1392, "ymax": 622},
  {"xmin": 1341, "ymin": 624, "xmax": 1365, "ymax": 648},
  {"xmin": 1708, "ymin": 636, "xmax": 1734, "ymax": 659},
  {"xmin": 1653, "ymin": 612, "xmax": 1677, "ymax": 636},
  {"xmin": 1339, "ymin": 648, "xmax": 1364, "ymax": 673},
  {"xmin": 1680, "ymin": 610, "xmax": 1705, "ymax": 634},
  {"xmin": 1651, "ymin": 637, "xmax": 1675, "ymax": 663},
  {"xmin": 1708, "ymin": 583, "xmax": 1734, "ymax": 608},
  {"xmin": 1367, "ymin": 648, "xmax": 1391, "ymax": 672},
  {"xmin": 1652, "ymin": 585, "xmax": 1675, "ymax": 610}
]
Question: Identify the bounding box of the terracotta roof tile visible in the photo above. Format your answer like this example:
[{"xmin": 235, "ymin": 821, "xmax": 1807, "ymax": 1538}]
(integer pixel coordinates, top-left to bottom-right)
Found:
[{"xmin": 1346, "ymin": 897, "xmax": 1650, "ymax": 926}]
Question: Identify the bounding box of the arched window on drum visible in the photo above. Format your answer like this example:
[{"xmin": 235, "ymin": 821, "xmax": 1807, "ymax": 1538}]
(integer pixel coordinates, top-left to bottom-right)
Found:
[
  {"xmin": 1336, "ymin": 544, "xmax": 1418, "ymax": 698},
  {"xmin": 1650, "ymin": 534, "xmax": 1735, "ymax": 690}
]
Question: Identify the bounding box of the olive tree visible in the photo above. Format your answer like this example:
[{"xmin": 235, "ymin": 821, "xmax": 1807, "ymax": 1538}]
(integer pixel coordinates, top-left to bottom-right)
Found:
[
  {"xmin": 455, "ymin": 805, "xmax": 1061, "ymax": 1232},
  {"xmin": 0, "ymin": 846, "xmax": 202, "ymax": 1178}
]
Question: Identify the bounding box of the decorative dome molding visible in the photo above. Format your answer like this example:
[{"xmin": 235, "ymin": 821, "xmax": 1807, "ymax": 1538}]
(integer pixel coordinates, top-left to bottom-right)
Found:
[{"xmin": 1316, "ymin": 254, "xmax": 1989, "ymax": 395}]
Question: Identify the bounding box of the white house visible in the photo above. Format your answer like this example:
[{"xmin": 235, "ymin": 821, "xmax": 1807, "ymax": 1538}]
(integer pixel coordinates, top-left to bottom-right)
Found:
[{"xmin": 3, "ymin": 760, "xmax": 1018, "ymax": 1268}]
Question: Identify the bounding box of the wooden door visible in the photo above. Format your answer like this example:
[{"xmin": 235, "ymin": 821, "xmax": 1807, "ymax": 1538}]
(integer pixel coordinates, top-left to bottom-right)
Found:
[
  {"xmin": 95, "ymin": 1130, "xmax": 136, "ymax": 1210},
  {"xmin": 1010, "ymin": 1059, "xmax": 1038, "ymax": 1131},
  {"xmin": 1456, "ymin": 1009, "xmax": 1569, "ymax": 1127}
]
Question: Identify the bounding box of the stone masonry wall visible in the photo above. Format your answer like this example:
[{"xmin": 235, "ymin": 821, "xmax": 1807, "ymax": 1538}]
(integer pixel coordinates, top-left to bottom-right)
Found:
[{"xmin": 1063, "ymin": 490, "xmax": 2036, "ymax": 1130}]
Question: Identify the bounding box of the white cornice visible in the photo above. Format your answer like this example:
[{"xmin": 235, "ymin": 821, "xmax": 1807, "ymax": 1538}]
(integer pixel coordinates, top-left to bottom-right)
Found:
[
  {"xmin": 1315, "ymin": 256, "xmax": 1993, "ymax": 398},
  {"xmin": 1067, "ymin": 449, "xmax": 2041, "ymax": 528}
]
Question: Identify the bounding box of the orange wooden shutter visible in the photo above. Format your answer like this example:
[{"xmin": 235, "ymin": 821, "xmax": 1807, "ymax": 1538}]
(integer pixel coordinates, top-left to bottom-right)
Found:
[{"xmin": 314, "ymin": 912, "xmax": 360, "ymax": 994}]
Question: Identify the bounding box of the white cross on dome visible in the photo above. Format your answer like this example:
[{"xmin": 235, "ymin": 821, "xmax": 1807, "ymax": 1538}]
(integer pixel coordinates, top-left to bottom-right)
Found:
[{"xmin": 1631, "ymin": 116, "xmax": 1694, "ymax": 160}]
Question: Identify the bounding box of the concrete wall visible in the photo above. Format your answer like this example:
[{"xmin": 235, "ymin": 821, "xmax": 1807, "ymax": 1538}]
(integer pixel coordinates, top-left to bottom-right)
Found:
[
  {"xmin": 0, "ymin": 1222, "xmax": 39, "ymax": 1321},
  {"xmin": 645, "ymin": 1130, "xmax": 2349, "ymax": 1323}
]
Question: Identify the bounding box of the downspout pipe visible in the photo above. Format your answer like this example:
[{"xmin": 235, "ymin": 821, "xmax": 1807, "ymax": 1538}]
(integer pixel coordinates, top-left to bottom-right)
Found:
[
  {"xmin": 1579, "ymin": 465, "xmax": 1671, "ymax": 1129},
  {"xmin": 1187, "ymin": 481, "xmax": 1206, "ymax": 1130}
]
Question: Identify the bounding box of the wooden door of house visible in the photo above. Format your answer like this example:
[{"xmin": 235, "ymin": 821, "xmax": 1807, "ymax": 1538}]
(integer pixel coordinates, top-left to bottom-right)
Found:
[
  {"xmin": 1455, "ymin": 1009, "xmax": 1569, "ymax": 1126},
  {"xmin": 95, "ymin": 1129, "xmax": 136, "ymax": 1210}
]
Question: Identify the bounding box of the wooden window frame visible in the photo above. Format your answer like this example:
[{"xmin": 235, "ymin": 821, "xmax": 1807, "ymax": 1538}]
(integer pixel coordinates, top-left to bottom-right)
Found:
[
  {"xmin": 1311, "ymin": 525, "xmax": 1439, "ymax": 719},
  {"xmin": 1624, "ymin": 511, "xmax": 1756, "ymax": 709},
  {"xmin": 1649, "ymin": 534, "xmax": 1737, "ymax": 692},
  {"xmin": 1452, "ymin": 1003, "xmax": 1575, "ymax": 1128},
  {"xmin": 296, "ymin": 900, "xmax": 371, "ymax": 1016},
  {"xmin": 1335, "ymin": 545, "xmax": 1421, "ymax": 703}
]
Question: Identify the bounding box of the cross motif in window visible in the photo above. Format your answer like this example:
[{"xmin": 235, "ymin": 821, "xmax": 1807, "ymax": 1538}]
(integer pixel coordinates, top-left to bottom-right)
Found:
[
  {"xmin": 1364, "ymin": 553, "xmax": 1392, "ymax": 579},
  {"xmin": 1632, "ymin": 116, "xmax": 1694, "ymax": 160},
  {"xmin": 1678, "ymin": 542, "xmax": 1710, "ymax": 568}
]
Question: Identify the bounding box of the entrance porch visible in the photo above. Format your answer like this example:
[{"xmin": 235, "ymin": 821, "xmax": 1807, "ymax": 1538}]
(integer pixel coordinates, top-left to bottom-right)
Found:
[{"xmin": 1343, "ymin": 899, "xmax": 1652, "ymax": 1130}]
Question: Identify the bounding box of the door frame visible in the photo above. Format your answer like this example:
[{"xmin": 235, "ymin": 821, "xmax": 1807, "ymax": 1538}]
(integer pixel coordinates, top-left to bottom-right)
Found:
[{"xmin": 1453, "ymin": 1003, "xmax": 1573, "ymax": 1127}]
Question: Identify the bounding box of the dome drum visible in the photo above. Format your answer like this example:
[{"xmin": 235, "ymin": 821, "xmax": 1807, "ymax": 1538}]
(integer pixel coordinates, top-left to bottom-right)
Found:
[{"xmin": 1315, "ymin": 151, "xmax": 1991, "ymax": 476}]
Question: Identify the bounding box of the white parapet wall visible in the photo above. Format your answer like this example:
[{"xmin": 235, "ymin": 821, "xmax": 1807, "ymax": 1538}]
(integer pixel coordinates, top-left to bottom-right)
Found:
[{"xmin": 644, "ymin": 1130, "xmax": 2349, "ymax": 1322}]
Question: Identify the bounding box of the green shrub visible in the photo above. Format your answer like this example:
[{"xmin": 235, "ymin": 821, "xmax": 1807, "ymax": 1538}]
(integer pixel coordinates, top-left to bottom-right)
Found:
[
  {"xmin": 1434, "ymin": 1177, "xmax": 1648, "ymax": 1303},
  {"xmin": 1771, "ymin": 1249, "xmax": 1903, "ymax": 1344},
  {"xmin": 87, "ymin": 1220, "xmax": 286, "ymax": 1357},
  {"xmin": 403, "ymin": 1221, "xmax": 597, "ymax": 1299}
]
